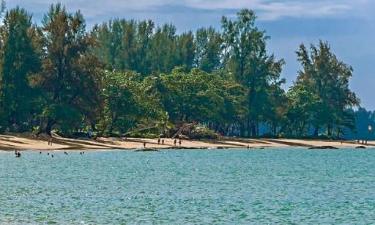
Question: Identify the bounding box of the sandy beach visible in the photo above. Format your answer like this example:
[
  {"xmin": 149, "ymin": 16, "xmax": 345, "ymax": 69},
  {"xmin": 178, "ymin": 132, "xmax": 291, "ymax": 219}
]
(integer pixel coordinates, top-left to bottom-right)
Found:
[{"xmin": 0, "ymin": 133, "xmax": 373, "ymax": 151}]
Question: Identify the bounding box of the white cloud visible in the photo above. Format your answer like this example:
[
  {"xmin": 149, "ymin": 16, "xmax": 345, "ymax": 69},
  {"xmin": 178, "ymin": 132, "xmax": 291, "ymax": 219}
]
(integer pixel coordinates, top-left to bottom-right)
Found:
[
  {"xmin": 180, "ymin": 0, "xmax": 353, "ymax": 20},
  {"xmin": 6, "ymin": 0, "xmax": 372, "ymax": 21},
  {"xmin": 256, "ymin": 2, "xmax": 351, "ymax": 20}
]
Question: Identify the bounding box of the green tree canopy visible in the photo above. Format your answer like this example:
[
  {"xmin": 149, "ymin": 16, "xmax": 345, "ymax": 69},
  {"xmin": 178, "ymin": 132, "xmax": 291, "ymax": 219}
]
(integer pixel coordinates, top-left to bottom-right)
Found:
[
  {"xmin": 289, "ymin": 41, "xmax": 360, "ymax": 137},
  {"xmin": 32, "ymin": 4, "xmax": 102, "ymax": 135},
  {"xmin": 221, "ymin": 9, "xmax": 285, "ymax": 137},
  {"xmin": 156, "ymin": 68, "xmax": 246, "ymax": 126},
  {"xmin": 98, "ymin": 71, "xmax": 165, "ymax": 135},
  {"xmin": 0, "ymin": 7, "xmax": 40, "ymax": 131},
  {"xmin": 195, "ymin": 27, "xmax": 222, "ymax": 72}
]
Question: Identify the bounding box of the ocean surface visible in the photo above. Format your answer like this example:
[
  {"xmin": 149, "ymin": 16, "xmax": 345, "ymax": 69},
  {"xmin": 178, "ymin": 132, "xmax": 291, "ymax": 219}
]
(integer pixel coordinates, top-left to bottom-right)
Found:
[{"xmin": 0, "ymin": 148, "xmax": 374, "ymax": 224}]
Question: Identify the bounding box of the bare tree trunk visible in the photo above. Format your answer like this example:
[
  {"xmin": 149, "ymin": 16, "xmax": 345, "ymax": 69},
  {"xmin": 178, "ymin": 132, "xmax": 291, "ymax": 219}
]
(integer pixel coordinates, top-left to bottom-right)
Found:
[
  {"xmin": 314, "ymin": 126, "xmax": 319, "ymax": 137},
  {"xmin": 37, "ymin": 118, "xmax": 55, "ymax": 136},
  {"xmin": 327, "ymin": 124, "xmax": 332, "ymax": 138}
]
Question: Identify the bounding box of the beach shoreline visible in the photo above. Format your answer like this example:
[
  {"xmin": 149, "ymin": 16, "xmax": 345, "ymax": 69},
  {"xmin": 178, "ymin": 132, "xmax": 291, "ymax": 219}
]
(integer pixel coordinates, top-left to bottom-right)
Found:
[{"xmin": 0, "ymin": 133, "xmax": 373, "ymax": 151}]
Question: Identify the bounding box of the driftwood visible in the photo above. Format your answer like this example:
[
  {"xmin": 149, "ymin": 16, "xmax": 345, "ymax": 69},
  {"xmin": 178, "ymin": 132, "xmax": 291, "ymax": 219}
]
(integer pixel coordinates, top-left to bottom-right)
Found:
[
  {"xmin": 172, "ymin": 122, "xmax": 197, "ymax": 139},
  {"xmin": 134, "ymin": 148, "xmax": 159, "ymax": 152},
  {"xmin": 308, "ymin": 146, "xmax": 339, "ymax": 150}
]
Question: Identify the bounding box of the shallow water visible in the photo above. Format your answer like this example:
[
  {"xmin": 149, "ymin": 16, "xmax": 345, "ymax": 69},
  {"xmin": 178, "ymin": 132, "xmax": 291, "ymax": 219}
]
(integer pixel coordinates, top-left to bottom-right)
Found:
[{"xmin": 0, "ymin": 148, "xmax": 375, "ymax": 224}]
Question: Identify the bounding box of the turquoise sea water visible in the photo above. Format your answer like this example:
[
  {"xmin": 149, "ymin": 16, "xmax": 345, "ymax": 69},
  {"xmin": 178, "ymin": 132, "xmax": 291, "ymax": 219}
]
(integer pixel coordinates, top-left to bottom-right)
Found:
[{"xmin": 0, "ymin": 148, "xmax": 374, "ymax": 224}]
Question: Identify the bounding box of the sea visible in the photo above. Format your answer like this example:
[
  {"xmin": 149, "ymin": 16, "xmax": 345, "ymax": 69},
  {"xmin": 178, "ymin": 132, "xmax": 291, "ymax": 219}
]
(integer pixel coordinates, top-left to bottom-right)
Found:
[{"xmin": 0, "ymin": 148, "xmax": 374, "ymax": 224}]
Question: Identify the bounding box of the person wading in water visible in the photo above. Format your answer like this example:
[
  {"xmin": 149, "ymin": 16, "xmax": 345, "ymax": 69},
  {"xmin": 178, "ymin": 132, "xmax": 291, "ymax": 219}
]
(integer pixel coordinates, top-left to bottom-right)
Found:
[{"xmin": 15, "ymin": 150, "xmax": 21, "ymax": 158}]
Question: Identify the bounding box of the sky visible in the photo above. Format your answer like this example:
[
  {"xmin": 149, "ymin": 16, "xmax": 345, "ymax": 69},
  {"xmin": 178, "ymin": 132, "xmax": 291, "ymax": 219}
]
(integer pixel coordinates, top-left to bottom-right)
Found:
[{"xmin": 7, "ymin": 0, "xmax": 375, "ymax": 110}]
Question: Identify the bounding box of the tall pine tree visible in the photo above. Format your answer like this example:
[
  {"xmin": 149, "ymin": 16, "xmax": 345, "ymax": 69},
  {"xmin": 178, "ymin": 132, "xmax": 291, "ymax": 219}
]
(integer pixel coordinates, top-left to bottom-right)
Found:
[
  {"xmin": 222, "ymin": 9, "xmax": 284, "ymax": 137},
  {"xmin": 34, "ymin": 4, "xmax": 101, "ymax": 135},
  {"xmin": 0, "ymin": 7, "xmax": 40, "ymax": 131}
]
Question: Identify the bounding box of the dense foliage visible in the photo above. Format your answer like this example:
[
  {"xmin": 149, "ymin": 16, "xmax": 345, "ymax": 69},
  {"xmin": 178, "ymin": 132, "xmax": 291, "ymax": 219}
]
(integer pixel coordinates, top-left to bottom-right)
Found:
[{"xmin": 0, "ymin": 4, "xmax": 363, "ymax": 139}]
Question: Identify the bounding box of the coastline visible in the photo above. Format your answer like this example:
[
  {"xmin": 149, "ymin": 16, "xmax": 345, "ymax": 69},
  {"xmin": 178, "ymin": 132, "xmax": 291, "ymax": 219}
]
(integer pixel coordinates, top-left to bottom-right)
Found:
[{"xmin": 0, "ymin": 133, "xmax": 373, "ymax": 151}]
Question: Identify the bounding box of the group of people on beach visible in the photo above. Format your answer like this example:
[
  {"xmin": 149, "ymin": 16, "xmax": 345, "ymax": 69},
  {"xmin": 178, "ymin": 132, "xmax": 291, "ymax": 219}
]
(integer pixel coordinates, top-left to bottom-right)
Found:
[
  {"xmin": 159, "ymin": 138, "xmax": 182, "ymax": 146},
  {"xmin": 143, "ymin": 138, "xmax": 183, "ymax": 148},
  {"xmin": 157, "ymin": 138, "xmax": 165, "ymax": 145},
  {"xmin": 173, "ymin": 138, "xmax": 182, "ymax": 146}
]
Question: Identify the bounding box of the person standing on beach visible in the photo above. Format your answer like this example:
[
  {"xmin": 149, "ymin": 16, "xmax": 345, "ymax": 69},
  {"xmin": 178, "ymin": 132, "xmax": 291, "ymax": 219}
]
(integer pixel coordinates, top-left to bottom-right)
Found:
[
  {"xmin": 143, "ymin": 142, "xmax": 146, "ymax": 148},
  {"xmin": 174, "ymin": 139, "xmax": 177, "ymax": 146},
  {"xmin": 158, "ymin": 138, "xmax": 161, "ymax": 145},
  {"xmin": 179, "ymin": 139, "xmax": 182, "ymax": 146},
  {"xmin": 48, "ymin": 137, "xmax": 53, "ymax": 146}
]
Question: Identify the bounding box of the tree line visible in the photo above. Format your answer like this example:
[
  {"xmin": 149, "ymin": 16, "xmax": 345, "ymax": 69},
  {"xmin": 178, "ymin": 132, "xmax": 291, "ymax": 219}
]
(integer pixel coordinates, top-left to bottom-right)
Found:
[{"xmin": 0, "ymin": 4, "xmax": 361, "ymax": 138}]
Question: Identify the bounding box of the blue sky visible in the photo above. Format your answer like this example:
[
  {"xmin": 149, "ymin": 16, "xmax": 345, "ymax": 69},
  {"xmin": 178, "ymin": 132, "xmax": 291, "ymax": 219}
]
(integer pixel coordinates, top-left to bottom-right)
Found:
[{"xmin": 7, "ymin": 0, "xmax": 375, "ymax": 109}]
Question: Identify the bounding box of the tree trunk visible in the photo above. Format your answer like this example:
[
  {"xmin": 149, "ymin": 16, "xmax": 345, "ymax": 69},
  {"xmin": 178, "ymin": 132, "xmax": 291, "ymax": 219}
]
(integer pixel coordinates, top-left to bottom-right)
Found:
[
  {"xmin": 314, "ymin": 126, "xmax": 319, "ymax": 137},
  {"xmin": 327, "ymin": 124, "xmax": 332, "ymax": 137},
  {"xmin": 45, "ymin": 120, "xmax": 53, "ymax": 135},
  {"xmin": 250, "ymin": 122, "xmax": 256, "ymax": 137},
  {"xmin": 37, "ymin": 118, "xmax": 55, "ymax": 136},
  {"xmin": 240, "ymin": 122, "xmax": 246, "ymax": 137}
]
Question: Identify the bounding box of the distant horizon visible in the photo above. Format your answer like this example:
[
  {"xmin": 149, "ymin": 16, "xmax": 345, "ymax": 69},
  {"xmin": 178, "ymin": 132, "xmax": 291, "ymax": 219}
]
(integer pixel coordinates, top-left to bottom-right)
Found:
[{"xmin": 7, "ymin": 0, "xmax": 375, "ymax": 110}]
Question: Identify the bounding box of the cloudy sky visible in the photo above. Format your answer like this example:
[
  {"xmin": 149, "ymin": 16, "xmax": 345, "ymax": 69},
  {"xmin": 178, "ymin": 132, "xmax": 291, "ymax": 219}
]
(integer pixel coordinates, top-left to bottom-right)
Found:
[{"xmin": 7, "ymin": 0, "xmax": 375, "ymax": 109}]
